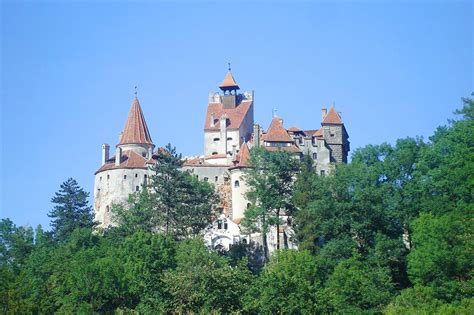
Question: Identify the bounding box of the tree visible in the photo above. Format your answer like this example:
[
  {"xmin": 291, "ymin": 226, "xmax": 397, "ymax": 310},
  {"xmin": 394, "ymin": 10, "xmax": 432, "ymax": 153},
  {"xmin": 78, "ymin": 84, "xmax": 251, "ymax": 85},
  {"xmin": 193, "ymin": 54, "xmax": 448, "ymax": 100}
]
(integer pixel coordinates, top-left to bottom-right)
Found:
[
  {"xmin": 48, "ymin": 178, "xmax": 95, "ymax": 242},
  {"xmin": 243, "ymin": 250, "xmax": 321, "ymax": 314},
  {"xmin": 148, "ymin": 144, "xmax": 218, "ymax": 238},
  {"xmin": 243, "ymin": 147, "xmax": 300, "ymax": 259},
  {"xmin": 160, "ymin": 238, "xmax": 253, "ymax": 313},
  {"xmin": 320, "ymin": 254, "xmax": 395, "ymax": 314}
]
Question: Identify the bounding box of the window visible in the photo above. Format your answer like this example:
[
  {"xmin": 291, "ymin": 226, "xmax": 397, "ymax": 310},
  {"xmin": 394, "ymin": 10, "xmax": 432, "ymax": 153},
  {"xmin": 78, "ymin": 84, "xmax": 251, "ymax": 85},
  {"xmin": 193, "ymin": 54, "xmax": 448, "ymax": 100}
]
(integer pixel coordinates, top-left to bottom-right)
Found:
[
  {"xmin": 212, "ymin": 152, "xmax": 218, "ymax": 155},
  {"xmin": 217, "ymin": 221, "xmax": 222, "ymax": 229},
  {"xmin": 135, "ymin": 173, "xmax": 138, "ymax": 178},
  {"xmin": 107, "ymin": 175, "xmax": 110, "ymax": 180},
  {"xmin": 204, "ymin": 177, "xmax": 209, "ymax": 182},
  {"xmin": 215, "ymin": 176, "xmax": 218, "ymax": 182},
  {"xmin": 330, "ymin": 133, "xmax": 335, "ymax": 137},
  {"xmin": 135, "ymin": 186, "xmax": 139, "ymax": 191},
  {"xmin": 100, "ymin": 176, "xmax": 102, "ymax": 181},
  {"xmin": 320, "ymin": 170, "xmax": 326, "ymax": 176},
  {"xmin": 213, "ymin": 138, "xmax": 220, "ymax": 141},
  {"xmin": 97, "ymin": 188, "xmax": 101, "ymax": 193},
  {"xmin": 144, "ymin": 174, "xmax": 148, "ymax": 185},
  {"xmin": 227, "ymin": 137, "xmax": 232, "ymax": 141},
  {"xmin": 124, "ymin": 175, "xmax": 127, "ymax": 179},
  {"xmin": 247, "ymin": 203, "xmax": 251, "ymax": 209},
  {"xmin": 106, "ymin": 205, "xmax": 109, "ymax": 213},
  {"xmin": 234, "ymin": 180, "xmax": 240, "ymax": 188},
  {"xmin": 224, "ymin": 222, "xmax": 228, "ymax": 230},
  {"xmin": 242, "ymin": 238, "xmax": 248, "ymax": 244},
  {"xmin": 299, "ymin": 137, "xmax": 303, "ymax": 144},
  {"xmin": 312, "ymin": 153, "xmax": 317, "ymax": 160}
]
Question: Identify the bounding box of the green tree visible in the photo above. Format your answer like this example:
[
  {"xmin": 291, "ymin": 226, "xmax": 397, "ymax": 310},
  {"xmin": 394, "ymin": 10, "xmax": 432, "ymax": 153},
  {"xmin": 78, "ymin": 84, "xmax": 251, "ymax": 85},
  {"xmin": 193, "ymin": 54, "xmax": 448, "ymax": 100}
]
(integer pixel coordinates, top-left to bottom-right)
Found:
[
  {"xmin": 243, "ymin": 147, "xmax": 300, "ymax": 259},
  {"xmin": 48, "ymin": 178, "xmax": 95, "ymax": 242},
  {"xmin": 243, "ymin": 249, "xmax": 321, "ymax": 314},
  {"xmin": 160, "ymin": 238, "xmax": 253, "ymax": 313},
  {"xmin": 320, "ymin": 254, "xmax": 395, "ymax": 314}
]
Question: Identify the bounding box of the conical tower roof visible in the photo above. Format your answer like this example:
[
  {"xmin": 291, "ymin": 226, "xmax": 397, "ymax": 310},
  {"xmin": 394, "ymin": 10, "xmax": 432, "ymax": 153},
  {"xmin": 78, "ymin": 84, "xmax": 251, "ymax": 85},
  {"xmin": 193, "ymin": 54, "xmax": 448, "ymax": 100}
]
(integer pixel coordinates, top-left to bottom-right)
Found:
[
  {"xmin": 219, "ymin": 71, "xmax": 240, "ymax": 90},
  {"xmin": 322, "ymin": 106, "xmax": 343, "ymax": 125},
  {"xmin": 118, "ymin": 97, "xmax": 153, "ymax": 145}
]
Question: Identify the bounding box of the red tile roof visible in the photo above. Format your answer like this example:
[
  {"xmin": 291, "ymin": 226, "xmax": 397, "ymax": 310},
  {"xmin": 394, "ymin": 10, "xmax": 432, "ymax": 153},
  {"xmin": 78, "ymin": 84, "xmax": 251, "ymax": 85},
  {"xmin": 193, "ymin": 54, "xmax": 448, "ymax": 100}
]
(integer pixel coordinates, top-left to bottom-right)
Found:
[
  {"xmin": 119, "ymin": 97, "xmax": 153, "ymax": 145},
  {"xmin": 95, "ymin": 150, "xmax": 156, "ymax": 174},
  {"xmin": 322, "ymin": 106, "xmax": 343, "ymax": 124},
  {"xmin": 264, "ymin": 117, "xmax": 293, "ymax": 142},
  {"xmin": 287, "ymin": 126, "xmax": 301, "ymax": 132},
  {"xmin": 237, "ymin": 142, "xmax": 250, "ymax": 167},
  {"xmin": 265, "ymin": 144, "xmax": 302, "ymax": 153},
  {"xmin": 219, "ymin": 71, "xmax": 240, "ymax": 90},
  {"xmin": 204, "ymin": 100, "xmax": 253, "ymax": 130}
]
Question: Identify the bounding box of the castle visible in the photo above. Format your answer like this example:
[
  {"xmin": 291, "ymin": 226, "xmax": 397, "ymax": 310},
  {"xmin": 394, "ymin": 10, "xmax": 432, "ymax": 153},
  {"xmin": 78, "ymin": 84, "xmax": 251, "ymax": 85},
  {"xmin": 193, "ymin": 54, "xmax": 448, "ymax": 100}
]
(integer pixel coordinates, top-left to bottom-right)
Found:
[{"xmin": 94, "ymin": 69, "xmax": 349, "ymax": 250}]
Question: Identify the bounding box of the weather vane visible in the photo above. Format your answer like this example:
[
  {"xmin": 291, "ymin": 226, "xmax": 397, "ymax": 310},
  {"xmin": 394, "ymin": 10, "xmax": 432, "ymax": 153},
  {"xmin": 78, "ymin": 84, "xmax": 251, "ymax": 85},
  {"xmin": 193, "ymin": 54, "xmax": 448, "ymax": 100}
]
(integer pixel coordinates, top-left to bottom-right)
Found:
[
  {"xmin": 228, "ymin": 62, "xmax": 231, "ymax": 71},
  {"xmin": 134, "ymin": 86, "xmax": 138, "ymax": 97}
]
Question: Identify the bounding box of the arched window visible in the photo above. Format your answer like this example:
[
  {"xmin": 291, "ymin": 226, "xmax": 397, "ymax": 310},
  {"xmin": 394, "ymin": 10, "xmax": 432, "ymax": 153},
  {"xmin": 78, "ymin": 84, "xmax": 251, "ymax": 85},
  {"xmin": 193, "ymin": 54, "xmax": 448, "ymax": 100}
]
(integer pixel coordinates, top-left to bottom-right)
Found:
[
  {"xmin": 242, "ymin": 238, "xmax": 248, "ymax": 244},
  {"xmin": 247, "ymin": 203, "xmax": 251, "ymax": 209},
  {"xmin": 312, "ymin": 152, "xmax": 317, "ymax": 160},
  {"xmin": 234, "ymin": 180, "xmax": 240, "ymax": 188},
  {"xmin": 215, "ymin": 176, "xmax": 218, "ymax": 182},
  {"xmin": 135, "ymin": 186, "xmax": 139, "ymax": 192},
  {"xmin": 135, "ymin": 173, "xmax": 138, "ymax": 178}
]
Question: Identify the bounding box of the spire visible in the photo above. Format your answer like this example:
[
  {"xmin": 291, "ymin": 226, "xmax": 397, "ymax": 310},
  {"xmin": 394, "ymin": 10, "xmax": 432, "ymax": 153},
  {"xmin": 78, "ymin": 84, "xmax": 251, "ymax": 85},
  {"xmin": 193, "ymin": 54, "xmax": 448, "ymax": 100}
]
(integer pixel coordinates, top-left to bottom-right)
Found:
[
  {"xmin": 219, "ymin": 68, "xmax": 240, "ymax": 91},
  {"xmin": 322, "ymin": 106, "xmax": 343, "ymax": 125},
  {"xmin": 118, "ymin": 97, "xmax": 153, "ymax": 145}
]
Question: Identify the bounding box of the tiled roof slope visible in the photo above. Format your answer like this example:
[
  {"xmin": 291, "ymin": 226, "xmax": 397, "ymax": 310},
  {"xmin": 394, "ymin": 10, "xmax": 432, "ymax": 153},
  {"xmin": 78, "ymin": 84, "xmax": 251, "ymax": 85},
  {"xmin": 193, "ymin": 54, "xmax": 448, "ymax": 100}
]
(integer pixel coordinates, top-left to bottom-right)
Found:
[
  {"xmin": 237, "ymin": 142, "xmax": 250, "ymax": 167},
  {"xmin": 322, "ymin": 106, "xmax": 343, "ymax": 124},
  {"xmin": 219, "ymin": 71, "xmax": 239, "ymax": 89},
  {"xmin": 265, "ymin": 117, "xmax": 293, "ymax": 142},
  {"xmin": 95, "ymin": 150, "xmax": 156, "ymax": 174},
  {"xmin": 119, "ymin": 97, "xmax": 153, "ymax": 145},
  {"xmin": 204, "ymin": 100, "xmax": 253, "ymax": 130}
]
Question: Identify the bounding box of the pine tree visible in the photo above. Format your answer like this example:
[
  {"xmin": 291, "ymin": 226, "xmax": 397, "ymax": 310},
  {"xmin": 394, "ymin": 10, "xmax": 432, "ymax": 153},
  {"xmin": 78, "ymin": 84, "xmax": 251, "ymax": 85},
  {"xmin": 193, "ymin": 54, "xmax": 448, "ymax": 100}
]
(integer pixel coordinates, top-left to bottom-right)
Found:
[{"xmin": 48, "ymin": 178, "xmax": 95, "ymax": 242}]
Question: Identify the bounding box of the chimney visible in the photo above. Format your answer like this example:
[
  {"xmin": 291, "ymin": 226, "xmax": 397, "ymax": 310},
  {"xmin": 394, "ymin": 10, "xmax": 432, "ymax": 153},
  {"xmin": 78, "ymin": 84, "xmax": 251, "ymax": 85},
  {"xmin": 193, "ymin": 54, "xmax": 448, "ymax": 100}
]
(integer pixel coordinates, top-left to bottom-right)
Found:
[
  {"xmin": 101, "ymin": 144, "xmax": 110, "ymax": 165},
  {"xmin": 232, "ymin": 144, "xmax": 237, "ymax": 157},
  {"xmin": 220, "ymin": 114, "xmax": 228, "ymax": 155},
  {"xmin": 253, "ymin": 123, "xmax": 260, "ymax": 148},
  {"xmin": 321, "ymin": 107, "xmax": 327, "ymax": 120},
  {"xmin": 118, "ymin": 132, "xmax": 123, "ymax": 142},
  {"xmin": 210, "ymin": 112, "xmax": 215, "ymax": 127},
  {"xmin": 115, "ymin": 147, "xmax": 122, "ymax": 166},
  {"xmin": 148, "ymin": 147, "xmax": 153, "ymax": 159}
]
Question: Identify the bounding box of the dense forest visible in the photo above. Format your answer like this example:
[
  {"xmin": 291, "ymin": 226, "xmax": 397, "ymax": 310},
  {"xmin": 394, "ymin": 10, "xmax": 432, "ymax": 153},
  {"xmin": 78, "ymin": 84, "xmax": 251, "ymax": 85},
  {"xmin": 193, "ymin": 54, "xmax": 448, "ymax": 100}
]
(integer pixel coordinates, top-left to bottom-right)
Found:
[{"xmin": 1, "ymin": 96, "xmax": 472, "ymax": 314}]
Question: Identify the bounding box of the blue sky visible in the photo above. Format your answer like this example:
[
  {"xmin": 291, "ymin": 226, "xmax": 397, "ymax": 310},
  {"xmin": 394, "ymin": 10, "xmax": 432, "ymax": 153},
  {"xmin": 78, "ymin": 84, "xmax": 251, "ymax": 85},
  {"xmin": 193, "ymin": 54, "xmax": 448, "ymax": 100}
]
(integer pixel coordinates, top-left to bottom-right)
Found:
[{"xmin": 1, "ymin": 0, "xmax": 473, "ymax": 229}]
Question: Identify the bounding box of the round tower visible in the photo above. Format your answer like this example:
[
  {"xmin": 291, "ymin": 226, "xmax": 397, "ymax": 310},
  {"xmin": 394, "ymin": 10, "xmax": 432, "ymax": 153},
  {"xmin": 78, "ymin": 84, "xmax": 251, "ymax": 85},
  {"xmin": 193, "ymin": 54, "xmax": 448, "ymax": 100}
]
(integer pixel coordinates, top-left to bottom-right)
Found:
[{"xmin": 93, "ymin": 96, "xmax": 156, "ymax": 228}]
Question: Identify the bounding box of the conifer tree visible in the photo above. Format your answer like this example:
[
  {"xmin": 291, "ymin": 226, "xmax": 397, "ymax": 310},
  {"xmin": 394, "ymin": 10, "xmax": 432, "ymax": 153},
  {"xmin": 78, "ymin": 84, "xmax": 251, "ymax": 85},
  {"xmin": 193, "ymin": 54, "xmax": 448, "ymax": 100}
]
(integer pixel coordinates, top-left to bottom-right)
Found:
[{"xmin": 48, "ymin": 178, "xmax": 95, "ymax": 242}]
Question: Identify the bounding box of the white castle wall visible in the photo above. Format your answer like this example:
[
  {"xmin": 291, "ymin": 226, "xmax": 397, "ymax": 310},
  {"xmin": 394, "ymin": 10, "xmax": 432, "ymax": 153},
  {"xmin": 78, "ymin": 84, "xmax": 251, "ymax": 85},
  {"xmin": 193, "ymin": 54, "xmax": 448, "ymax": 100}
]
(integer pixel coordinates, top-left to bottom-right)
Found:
[
  {"xmin": 94, "ymin": 168, "xmax": 151, "ymax": 227},
  {"xmin": 230, "ymin": 168, "xmax": 250, "ymax": 220}
]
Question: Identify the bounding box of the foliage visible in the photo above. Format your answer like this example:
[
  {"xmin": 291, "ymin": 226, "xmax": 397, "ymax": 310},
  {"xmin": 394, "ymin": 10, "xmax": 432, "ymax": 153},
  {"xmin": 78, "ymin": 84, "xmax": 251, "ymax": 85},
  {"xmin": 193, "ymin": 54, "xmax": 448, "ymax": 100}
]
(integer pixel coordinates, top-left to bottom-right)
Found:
[
  {"xmin": 48, "ymin": 178, "xmax": 95, "ymax": 242},
  {"xmin": 113, "ymin": 143, "xmax": 219, "ymax": 238},
  {"xmin": 243, "ymin": 147, "xmax": 300, "ymax": 258}
]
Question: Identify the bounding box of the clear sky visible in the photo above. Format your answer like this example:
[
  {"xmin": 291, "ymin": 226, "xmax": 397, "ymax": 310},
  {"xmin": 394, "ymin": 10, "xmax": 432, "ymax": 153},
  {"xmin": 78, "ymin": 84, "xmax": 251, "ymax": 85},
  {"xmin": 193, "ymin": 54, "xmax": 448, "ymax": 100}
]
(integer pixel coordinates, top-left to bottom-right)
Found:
[{"xmin": 1, "ymin": 0, "xmax": 473, "ymax": 229}]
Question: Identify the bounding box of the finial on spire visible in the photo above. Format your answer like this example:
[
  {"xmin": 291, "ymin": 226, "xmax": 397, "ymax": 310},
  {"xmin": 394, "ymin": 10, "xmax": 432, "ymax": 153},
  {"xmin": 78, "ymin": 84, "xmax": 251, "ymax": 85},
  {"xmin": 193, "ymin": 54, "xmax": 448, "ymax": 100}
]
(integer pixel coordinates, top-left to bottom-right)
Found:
[
  {"xmin": 134, "ymin": 86, "xmax": 138, "ymax": 97},
  {"xmin": 228, "ymin": 62, "xmax": 231, "ymax": 71},
  {"xmin": 273, "ymin": 108, "xmax": 278, "ymax": 118}
]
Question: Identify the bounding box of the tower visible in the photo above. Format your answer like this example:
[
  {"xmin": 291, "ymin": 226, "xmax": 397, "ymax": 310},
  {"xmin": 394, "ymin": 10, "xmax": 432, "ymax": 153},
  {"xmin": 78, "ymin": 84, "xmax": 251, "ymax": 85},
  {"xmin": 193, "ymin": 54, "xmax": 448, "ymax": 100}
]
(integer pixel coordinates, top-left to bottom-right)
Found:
[
  {"xmin": 203, "ymin": 68, "xmax": 254, "ymax": 157},
  {"xmin": 93, "ymin": 96, "xmax": 157, "ymax": 227},
  {"xmin": 321, "ymin": 106, "xmax": 350, "ymax": 163}
]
